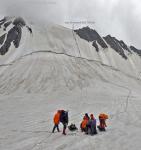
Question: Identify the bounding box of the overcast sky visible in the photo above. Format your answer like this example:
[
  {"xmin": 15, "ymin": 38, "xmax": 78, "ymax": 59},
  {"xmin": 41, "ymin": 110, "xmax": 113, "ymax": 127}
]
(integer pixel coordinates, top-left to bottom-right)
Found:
[{"xmin": 0, "ymin": 0, "xmax": 141, "ymax": 48}]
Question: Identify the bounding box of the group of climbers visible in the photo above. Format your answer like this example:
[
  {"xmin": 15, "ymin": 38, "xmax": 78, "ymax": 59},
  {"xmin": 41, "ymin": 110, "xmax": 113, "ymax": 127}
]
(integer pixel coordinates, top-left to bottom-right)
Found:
[
  {"xmin": 80, "ymin": 113, "xmax": 108, "ymax": 135},
  {"xmin": 52, "ymin": 110, "xmax": 108, "ymax": 136},
  {"xmin": 80, "ymin": 113, "xmax": 97, "ymax": 135}
]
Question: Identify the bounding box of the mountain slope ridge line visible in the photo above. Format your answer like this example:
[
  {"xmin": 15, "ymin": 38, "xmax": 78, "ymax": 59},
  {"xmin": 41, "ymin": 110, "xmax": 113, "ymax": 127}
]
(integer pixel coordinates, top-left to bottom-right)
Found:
[
  {"xmin": 0, "ymin": 50, "xmax": 140, "ymax": 82},
  {"xmin": 0, "ymin": 49, "xmax": 109, "ymax": 68}
]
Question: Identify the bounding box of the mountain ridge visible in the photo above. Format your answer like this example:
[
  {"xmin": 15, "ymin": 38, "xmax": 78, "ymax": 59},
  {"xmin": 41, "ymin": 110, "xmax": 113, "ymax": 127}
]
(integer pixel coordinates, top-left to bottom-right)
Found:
[{"xmin": 74, "ymin": 26, "xmax": 141, "ymax": 59}]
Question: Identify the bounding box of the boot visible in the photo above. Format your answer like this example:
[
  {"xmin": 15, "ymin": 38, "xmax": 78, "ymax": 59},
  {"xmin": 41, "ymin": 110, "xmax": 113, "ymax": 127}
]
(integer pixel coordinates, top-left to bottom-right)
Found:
[{"xmin": 62, "ymin": 129, "xmax": 66, "ymax": 135}]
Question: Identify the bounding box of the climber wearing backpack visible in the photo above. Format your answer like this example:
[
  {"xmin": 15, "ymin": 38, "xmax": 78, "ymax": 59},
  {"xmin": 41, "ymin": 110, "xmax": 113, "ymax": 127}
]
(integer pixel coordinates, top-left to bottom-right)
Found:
[
  {"xmin": 52, "ymin": 110, "xmax": 61, "ymax": 133},
  {"xmin": 97, "ymin": 113, "xmax": 108, "ymax": 131},
  {"xmin": 80, "ymin": 113, "xmax": 89, "ymax": 132},
  {"xmin": 59, "ymin": 110, "xmax": 69, "ymax": 135}
]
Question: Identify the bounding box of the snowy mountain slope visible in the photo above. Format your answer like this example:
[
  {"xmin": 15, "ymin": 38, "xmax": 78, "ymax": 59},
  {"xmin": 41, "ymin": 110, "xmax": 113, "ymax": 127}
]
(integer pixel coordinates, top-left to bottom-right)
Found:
[
  {"xmin": 0, "ymin": 17, "xmax": 141, "ymax": 78},
  {"xmin": 0, "ymin": 17, "xmax": 141, "ymax": 150}
]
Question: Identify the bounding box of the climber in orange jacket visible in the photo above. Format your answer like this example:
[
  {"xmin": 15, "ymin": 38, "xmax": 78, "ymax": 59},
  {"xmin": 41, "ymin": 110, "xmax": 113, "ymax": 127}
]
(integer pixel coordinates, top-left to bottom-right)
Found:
[
  {"xmin": 52, "ymin": 110, "xmax": 61, "ymax": 133},
  {"xmin": 80, "ymin": 114, "xmax": 89, "ymax": 132},
  {"xmin": 98, "ymin": 113, "xmax": 108, "ymax": 131}
]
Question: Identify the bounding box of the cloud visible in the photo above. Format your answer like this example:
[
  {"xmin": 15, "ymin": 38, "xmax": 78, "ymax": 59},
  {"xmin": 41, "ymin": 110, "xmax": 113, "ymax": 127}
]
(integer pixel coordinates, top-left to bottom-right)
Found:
[
  {"xmin": 107, "ymin": 0, "xmax": 141, "ymax": 48},
  {"xmin": 0, "ymin": 0, "xmax": 67, "ymax": 24},
  {"xmin": 65, "ymin": 0, "xmax": 141, "ymax": 48},
  {"xmin": 0, "ymin": 0, "xmax": 141, "ymax": 48}
]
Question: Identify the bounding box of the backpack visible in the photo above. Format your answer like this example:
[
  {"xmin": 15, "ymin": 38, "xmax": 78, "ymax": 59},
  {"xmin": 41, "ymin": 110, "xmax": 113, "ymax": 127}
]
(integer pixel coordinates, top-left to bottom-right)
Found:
[
  {"xmin": 60, "ymin": 110, "xmax": 68, "ymax": 124},
  {"xmin": 68, "ymin": 124, "xmax": 78, "ymax": 131}
]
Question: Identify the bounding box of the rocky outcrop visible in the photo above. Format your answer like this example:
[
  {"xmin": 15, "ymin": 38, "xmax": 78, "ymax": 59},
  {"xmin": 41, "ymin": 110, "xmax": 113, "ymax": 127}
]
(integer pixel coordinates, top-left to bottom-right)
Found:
[
  {"xmin": 0, "ymin": 18, "xmax": 6, "ymax": 27},
  {"xmin": 0, "ymin": 26, "xmax": 22, "ymax": 55},
  {"xmin": 3, "ymin": 21, "xmax": 12, "ymax": 30},
  {"xmin": 0, "ymin": 17, "xmax": 32, "ymax": 55},
  {"xmin": 0, "ymin": 34, "xmax": 6, "ymax": 45},
  {"xmin": 74, "ymin": 26, "xmax": 108, "ymax": 51},
  {"xmin": 103, "ymin": 35, "xmax": 128, "ymax": 59},
  {"xmin": 119, "ymin": 40, "xmax": 131, "ymax": 53},
  {"xmin": 74, "ymin": 26, "xmax": 141, "ymax": 60},
  {"xmin": 92, "ymin": 41, "xmax": 99, "ymax": 52},
  {"xmin": 130, "ymin": 46, "xmax": 141, "ymax": 56}
]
